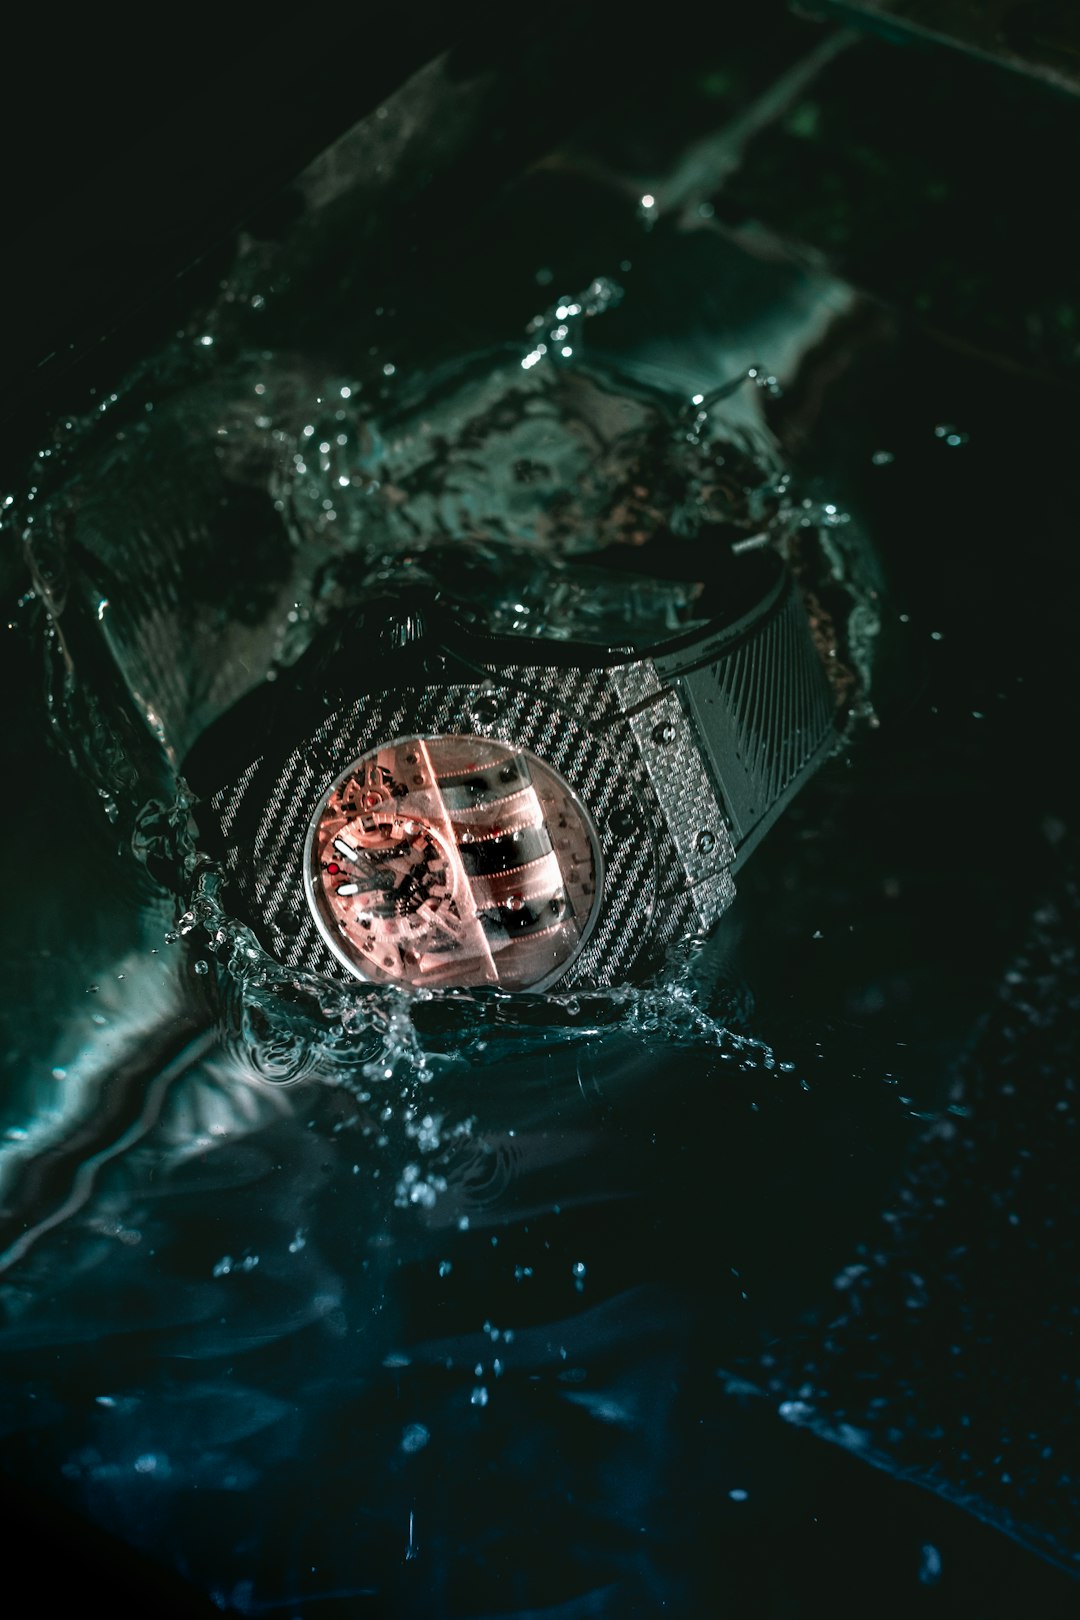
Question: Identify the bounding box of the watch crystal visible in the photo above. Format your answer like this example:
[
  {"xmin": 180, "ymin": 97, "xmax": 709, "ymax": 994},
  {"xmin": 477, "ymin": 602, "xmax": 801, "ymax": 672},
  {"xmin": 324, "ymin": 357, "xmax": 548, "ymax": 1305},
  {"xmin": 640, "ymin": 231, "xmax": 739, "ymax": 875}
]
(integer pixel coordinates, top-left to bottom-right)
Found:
[{"xmin": 305, "ymin": 735, "xmax": 602, "ymax": 990}]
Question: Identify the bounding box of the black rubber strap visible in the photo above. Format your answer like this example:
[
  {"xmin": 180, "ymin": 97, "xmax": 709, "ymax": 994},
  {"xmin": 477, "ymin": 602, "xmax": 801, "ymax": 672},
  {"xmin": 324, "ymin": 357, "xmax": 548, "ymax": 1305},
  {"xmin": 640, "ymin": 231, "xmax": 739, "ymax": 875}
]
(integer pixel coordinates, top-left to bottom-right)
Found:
[
  {"xmin": 655, "ymin": 563, "xmax": 837, "ymax": 866},
  {"xmin": 185, "ymin": 559, "xmax": 836, "ymax": 876}
]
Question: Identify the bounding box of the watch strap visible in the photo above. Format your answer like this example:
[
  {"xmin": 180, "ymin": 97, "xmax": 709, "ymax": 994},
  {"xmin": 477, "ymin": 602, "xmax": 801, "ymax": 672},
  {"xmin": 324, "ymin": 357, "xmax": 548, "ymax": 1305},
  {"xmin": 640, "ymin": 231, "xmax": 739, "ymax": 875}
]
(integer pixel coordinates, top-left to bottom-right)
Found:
[{"xmin": 656, "ymin": 561, "xmax": 837, "ymax": 867}]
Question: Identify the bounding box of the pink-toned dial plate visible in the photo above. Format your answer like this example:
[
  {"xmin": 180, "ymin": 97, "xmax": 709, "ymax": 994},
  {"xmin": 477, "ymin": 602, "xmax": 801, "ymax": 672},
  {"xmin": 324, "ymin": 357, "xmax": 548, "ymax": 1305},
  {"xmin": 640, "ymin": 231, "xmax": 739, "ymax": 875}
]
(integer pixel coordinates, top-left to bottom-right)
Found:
[{"xmin": 304, "ymin": 735, "xmax": 603, "ymax": 991}]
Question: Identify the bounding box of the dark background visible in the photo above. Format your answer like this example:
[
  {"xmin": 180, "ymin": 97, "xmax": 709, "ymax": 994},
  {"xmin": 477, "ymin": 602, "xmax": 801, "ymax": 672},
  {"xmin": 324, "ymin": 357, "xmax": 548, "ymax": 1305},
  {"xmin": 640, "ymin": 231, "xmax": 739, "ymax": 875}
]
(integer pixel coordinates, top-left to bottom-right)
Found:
[{"xmin": 3, "ymin": 3, "xmax": 1080, "ymax": 1613}]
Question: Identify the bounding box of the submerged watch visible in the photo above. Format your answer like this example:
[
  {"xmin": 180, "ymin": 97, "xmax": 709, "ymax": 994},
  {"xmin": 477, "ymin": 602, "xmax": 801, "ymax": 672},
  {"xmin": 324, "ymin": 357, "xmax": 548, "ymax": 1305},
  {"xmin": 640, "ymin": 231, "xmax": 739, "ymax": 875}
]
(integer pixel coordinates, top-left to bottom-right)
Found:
[{"xmin": 183, "ymin": 547, "xmax": 837, "ymax": 993}]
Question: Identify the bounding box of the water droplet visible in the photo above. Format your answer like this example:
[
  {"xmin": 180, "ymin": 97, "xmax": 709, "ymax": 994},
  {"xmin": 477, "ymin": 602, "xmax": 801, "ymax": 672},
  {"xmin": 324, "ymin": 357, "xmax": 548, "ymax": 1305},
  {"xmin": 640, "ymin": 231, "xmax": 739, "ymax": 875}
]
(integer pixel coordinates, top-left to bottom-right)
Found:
[
  {"xmin": 470, "ymin": 694, "xmax": 499, "ymax": 727},
  {"xmin": 933, "ymin": 423, "xmax": 968, "ymax": 447},
  {"xmin": 778, "ymin": 1399, "xmax": 813, "ymax": 1423}
]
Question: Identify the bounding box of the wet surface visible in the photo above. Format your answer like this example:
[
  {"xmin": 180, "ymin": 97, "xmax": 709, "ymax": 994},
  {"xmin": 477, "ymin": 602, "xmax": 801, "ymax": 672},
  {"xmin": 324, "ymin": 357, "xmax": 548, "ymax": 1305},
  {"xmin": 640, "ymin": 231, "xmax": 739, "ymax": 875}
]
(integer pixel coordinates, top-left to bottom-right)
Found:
[{"xmin": 2, "ymin": 8, "xmax": 1079, "ymax": 1615}]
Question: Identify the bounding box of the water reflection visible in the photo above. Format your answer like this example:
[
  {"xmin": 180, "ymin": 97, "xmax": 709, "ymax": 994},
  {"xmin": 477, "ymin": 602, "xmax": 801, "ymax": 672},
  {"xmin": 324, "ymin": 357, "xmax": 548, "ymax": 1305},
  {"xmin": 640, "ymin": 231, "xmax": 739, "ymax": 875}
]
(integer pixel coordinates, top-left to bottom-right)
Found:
[{"xmin": 2, "ymin": 39, "xmax": 1078, "ymax": 1619}]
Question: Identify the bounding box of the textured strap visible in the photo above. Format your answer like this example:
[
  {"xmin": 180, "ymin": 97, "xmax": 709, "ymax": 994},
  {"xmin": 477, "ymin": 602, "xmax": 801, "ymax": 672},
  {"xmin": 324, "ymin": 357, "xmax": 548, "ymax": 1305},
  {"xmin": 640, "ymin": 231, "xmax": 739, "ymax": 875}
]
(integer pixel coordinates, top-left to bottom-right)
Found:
[{"xmin": 657, "ymin": 567, "xmax": 837, "ymax": 867}]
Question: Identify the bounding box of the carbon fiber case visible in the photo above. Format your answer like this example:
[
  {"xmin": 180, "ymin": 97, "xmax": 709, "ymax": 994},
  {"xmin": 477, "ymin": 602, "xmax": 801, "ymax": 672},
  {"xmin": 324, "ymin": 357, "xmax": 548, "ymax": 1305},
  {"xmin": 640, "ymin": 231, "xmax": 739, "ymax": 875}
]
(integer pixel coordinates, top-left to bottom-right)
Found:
[
  {"xmin": 200, "ymin": 562, "xmax": 836, "ymax": 990},
  {"xmin": 208, "ymin": 658, "xmax": 734, "ymax": 990}
]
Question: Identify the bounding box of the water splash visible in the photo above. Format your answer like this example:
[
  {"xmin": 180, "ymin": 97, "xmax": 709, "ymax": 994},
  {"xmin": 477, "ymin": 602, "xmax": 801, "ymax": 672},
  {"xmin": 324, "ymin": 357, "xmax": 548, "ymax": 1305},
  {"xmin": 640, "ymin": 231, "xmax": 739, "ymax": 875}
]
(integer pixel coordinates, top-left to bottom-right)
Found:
[
  {"xmin": 8, "ymin": 276, "xmax": 880, "ymax": 1198},
  {"xmin": 521, "ymin": 275, "xmax": 625, "ymax": 369}
]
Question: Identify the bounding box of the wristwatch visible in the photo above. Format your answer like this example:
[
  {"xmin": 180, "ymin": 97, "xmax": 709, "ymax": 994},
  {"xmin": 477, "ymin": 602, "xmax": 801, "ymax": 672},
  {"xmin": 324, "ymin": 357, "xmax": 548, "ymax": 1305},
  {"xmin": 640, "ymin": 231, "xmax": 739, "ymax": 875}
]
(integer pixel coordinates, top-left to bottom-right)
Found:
[{"xmin": 182, "ymin": 545, "xmax": 837, "ymax": 993}]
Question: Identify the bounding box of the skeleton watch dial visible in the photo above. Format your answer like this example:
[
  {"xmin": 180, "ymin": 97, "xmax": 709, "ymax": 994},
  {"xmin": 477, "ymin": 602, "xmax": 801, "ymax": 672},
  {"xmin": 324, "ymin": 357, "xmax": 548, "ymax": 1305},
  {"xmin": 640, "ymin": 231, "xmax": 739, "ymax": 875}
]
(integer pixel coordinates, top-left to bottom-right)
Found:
[{"xmin": 304, "ymin": 735, "xmax": 603, "ymax": 991}]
